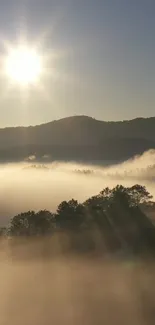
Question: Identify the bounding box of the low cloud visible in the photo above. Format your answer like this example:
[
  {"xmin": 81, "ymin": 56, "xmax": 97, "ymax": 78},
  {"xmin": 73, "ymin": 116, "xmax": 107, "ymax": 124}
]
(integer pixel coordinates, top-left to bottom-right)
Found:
[{"xmin": 0, "ymin": 149, "xmax": 155, "ymax": 224}]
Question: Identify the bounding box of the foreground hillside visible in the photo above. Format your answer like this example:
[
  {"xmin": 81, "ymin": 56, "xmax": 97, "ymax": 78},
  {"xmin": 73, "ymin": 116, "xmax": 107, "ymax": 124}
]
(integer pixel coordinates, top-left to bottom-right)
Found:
[{"xmin": 0, "ymin": 116, "xmax": 155, "ymax": 162}]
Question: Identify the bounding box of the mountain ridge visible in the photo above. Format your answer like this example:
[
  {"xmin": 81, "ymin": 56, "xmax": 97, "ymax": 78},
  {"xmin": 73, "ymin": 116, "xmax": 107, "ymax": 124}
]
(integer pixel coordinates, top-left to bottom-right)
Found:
[
  {"xmin": 0, "ymin": 115, "xmax": 155, "ymax": 163},
  {"xmin": 1, "ymin": 115, "xmax": 155, "ymax": 130}
]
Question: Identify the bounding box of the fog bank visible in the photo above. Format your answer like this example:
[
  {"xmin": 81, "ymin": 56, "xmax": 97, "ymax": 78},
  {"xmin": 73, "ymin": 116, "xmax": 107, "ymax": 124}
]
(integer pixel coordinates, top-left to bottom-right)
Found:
[
  {"xmin": 0, "ymin": 253, "xmax": 155, "ymax": 325},
  {"xmin": 0, "ymin": 149, "xmax": 155, "ymax": 224}
]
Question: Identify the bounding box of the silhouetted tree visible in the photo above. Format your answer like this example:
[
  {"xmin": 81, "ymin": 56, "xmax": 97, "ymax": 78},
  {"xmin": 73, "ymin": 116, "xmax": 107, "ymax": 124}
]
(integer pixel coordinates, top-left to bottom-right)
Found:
[
  {"xmin": 9, "ymin": 210, "xmax": 54, "ymax": 236},
  {"xmin": 126, "ymin": 184, "xmax": 153, "ymax": 206},
  {"xmin": 56, "ymin": 199, "xmax": 85, "ymax": 231},
  {"xmin": 84, "ymin": 185, "xmax": 155, "ymax": 255},
  {"xmin": 5, "ymin": 184, "xmax": 155, "ymax": 258}
]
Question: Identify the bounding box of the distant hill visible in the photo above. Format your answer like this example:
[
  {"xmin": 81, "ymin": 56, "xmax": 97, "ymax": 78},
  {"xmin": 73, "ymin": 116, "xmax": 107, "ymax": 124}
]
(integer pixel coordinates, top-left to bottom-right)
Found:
[{"xmin": 0, "ymin": 115, "xmax": 155, "ymax": 163}]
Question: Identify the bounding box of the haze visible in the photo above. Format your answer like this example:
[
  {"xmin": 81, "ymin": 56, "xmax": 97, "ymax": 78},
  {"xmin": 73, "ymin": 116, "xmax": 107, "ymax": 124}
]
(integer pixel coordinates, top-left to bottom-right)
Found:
[
  {"xmin": 1, "ymin": 1, "xmax": 155, "ymax": 126},
  {"xmin": 0, "ymin": 1, "xmax": 155, "ymax": 324},
  {"xmin": 0, "ymin": 149, "xmax": 154, "ymax": 225}
]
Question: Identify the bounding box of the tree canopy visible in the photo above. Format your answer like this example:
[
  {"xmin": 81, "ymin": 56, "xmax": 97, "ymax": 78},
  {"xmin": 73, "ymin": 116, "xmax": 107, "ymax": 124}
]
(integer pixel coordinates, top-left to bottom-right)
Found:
[{"xmin": 5, "ymin": 184, "xmax": 155, "ymax": 257}]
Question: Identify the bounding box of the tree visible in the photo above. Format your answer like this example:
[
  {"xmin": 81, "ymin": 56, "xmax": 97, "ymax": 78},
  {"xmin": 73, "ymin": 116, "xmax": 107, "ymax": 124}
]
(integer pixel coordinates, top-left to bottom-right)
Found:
[
  {"xmin": 84, "ymin": 185, "xmax": 155, "ymax": 254},
  {"xmin": 127, "ymin": 185, "xmax": 153, "ymax": 206},
  {"xmin": 56, "ymin": 199, "xmax": 85, "ymax": 230},
  {"xmin": 5, "ymin": 184, "xmax": 155, "ymax": 258},
  {"xmin": 9, "ymin": 210, "xmax": 54, "ymax": 236}
]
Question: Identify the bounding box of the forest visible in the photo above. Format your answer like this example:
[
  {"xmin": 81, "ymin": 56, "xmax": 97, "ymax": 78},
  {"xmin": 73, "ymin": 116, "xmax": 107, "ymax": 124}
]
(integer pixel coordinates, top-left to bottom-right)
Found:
[{"xmin": 1, "ymin": 184, "xmax": 155, "ymax": 259}]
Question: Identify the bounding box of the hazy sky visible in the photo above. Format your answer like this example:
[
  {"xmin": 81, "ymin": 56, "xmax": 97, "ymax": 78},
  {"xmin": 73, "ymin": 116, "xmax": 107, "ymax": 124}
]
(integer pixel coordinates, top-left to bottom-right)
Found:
[{"xmin": 0, "ymin": 0, "xmax": 155, "ymax": 127}]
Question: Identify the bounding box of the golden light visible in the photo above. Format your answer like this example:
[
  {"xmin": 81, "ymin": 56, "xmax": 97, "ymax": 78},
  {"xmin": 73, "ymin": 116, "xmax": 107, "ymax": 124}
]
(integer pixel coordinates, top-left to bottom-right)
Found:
[
  {"xmin": 5, "ymin": 46, "xmax": 42, "ymax": 85},
  {"xmin": 0, "ymin": 22, "xmax": 69, "ymax": 105}
]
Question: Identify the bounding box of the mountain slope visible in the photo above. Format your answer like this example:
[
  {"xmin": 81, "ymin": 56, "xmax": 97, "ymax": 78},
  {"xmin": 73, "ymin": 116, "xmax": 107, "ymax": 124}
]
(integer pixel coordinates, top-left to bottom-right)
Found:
[{"xmin": 0, "ymin": 115, "xmax": 155, "ymax": 162}]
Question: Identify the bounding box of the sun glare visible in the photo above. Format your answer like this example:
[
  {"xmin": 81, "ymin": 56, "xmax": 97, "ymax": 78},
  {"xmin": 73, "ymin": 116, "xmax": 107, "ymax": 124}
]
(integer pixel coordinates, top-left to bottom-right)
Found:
[{"xmin": 5, "ymin": 47, "xmax": 42, "ymax": 85}]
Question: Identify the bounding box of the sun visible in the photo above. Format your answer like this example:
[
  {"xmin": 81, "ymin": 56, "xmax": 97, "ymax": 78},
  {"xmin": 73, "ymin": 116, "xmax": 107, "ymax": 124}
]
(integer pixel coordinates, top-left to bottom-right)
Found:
[{"xmin": 5, "ymin": 46, "xmax": 42, "ymax": 85}]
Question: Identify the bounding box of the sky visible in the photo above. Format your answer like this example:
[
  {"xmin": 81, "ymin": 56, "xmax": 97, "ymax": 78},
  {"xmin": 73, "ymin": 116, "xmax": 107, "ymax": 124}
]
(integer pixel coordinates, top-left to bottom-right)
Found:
[{"xmin": 0, "ymin": 0, "xmax": 155, "ymax": 127}]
